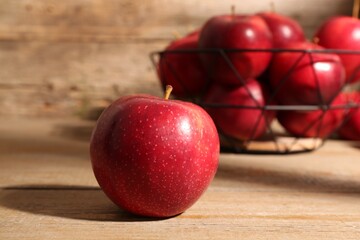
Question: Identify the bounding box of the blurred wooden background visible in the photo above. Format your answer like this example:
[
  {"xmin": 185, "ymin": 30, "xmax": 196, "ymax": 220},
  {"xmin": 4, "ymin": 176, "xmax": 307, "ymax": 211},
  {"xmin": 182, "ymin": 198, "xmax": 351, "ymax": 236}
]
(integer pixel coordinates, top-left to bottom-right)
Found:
[{"xmin": 0, "ymin": 0, "xmax": 353, "ymax": 117}]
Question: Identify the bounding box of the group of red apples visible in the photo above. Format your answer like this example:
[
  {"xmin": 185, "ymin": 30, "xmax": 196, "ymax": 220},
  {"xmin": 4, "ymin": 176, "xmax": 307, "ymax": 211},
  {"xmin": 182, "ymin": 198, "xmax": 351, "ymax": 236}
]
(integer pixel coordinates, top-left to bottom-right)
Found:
[
  {"xmin": 158, "ymin": 11, "xmax": 360, "ymax": 141},
  {"xmin": 89, "ymin": 10, "xmax": 360, "ymax": 220}
]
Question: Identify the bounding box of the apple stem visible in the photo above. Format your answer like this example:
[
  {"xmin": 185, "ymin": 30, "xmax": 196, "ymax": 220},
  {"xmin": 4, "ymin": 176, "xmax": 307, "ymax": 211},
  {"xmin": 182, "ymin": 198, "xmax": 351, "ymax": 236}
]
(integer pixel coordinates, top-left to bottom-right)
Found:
[
  {"xmin": 186, "ymin": 25, "xmax": 194, "ymax": 34},
  {"xmin": 231, "ymin": 5, "xmax": 235, "ymax": 18},
  {"xmin": 270, "ymin": 1, "xmax": 276, "ymax": 13},
  {"xmin": 171, "ymin": 31, "xmax": 181, "ymax": 40},
  {"xmin": 164, "ymin": 85, "xmax": 173, "ymax": 100},
  {"xmin": 312, "ymin": 37, "xmax": 319, "ymax": 45},
  {"xmin": 353, "ymin": 0, "xmax": 360, "ymax": 18}
]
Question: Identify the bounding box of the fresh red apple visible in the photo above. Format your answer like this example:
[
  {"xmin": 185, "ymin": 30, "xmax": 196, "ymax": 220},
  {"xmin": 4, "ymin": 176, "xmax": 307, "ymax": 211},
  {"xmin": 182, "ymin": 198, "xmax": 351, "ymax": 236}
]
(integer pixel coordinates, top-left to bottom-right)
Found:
[
  {"xmin": 158, "ymin": 31, "xmax": 208, "ymax": 97},
  {"xmin": 90, "ymin": 86, "xmax": 219, "ymax": 217},
  {"xmin": 202, "ymin": 79, "xmax": 275, "ymax": 141},
  {"xmin": 257, "ymin": 12, "xmax": 305, "ymax": 47},
  {"xmin": 269, "ymin": 41, "xmax": 345, "ymax": 105},
  {"xmin": 314, "ymin": 16, "xmax": 360, "ymax": 83},
  {"xmin": 198, "ymin": 14, "xmax": 273, "ymax": 86},
  {"xmin": 338, "ymin": 92, "xmax": 360, "ymax": 140},
  {"xmin": 278, "ymin": 93, "xmax": 346, "ymax": 138}
]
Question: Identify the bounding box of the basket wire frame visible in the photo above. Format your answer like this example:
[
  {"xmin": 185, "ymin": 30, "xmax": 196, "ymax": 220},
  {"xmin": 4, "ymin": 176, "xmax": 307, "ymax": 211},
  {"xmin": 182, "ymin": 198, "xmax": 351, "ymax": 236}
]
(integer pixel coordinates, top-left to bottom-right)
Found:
[{"xmin": 150, "ymin": 48, "xmax": 360, "ymax": 154}]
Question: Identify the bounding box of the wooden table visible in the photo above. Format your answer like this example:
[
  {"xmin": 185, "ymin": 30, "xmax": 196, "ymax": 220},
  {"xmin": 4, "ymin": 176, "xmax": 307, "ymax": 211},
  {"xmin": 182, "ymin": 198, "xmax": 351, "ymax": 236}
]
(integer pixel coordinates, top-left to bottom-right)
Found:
[{"xmin": 1, "ymin": 118, "xmax": 360, "ymax": 239}]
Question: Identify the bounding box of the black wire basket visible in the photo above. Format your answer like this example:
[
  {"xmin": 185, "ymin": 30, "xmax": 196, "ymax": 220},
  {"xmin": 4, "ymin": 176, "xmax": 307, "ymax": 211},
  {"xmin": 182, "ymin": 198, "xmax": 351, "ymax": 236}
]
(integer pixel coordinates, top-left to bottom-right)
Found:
[{"xmin": 150, "ymin": 48, "xmax": 360, "ymax": 154}]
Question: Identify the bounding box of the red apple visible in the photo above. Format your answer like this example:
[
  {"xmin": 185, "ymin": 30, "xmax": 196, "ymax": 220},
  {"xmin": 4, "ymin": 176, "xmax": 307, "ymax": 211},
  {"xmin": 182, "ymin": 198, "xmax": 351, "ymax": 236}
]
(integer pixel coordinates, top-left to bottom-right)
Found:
[
  {"xmin": 278, "ymin": 93, "xmax": 346, "ymax": 138},
  {"xmin": 90, "ymin": 86, "xmax": 219, "ymax": 217},
  {"xmin": 338, "ymin": 92, "xmax": 360, "ymax": 140},
  {"xmin": 158, "ymin": 31, "xmax": 208, "ymax": 97},
  {"xmin": 202, "ymin": 79, "xmax": 275, "ymax": 141},
  {"xmin": 257, "ymin": 12, "xmax": 305, "ymax": 47},
  {"xmin": 198, "ymin": 14, "xmax": 273, "ymax": 86},
  {"xmin": 269, "ymin": 42, "xmax": 345, "ymax": 105},
  {"xmin": 314, "ymin": 16, "xmax": 360, "ymax": 83}
]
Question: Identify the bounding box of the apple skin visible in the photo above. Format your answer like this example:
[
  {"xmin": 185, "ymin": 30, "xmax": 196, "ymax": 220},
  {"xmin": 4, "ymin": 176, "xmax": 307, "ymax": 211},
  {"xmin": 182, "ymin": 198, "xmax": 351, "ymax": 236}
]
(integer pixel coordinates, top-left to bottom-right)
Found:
[
  {"xmin": 338, "ymin": 92, "xmax": 360, "ymax": 140},
  {"xmin": 202, "ymin": 79, "xmax": 275, "ymax": 141},
  {"xmin": 90, "ymin": 94, "xmax": 219, "ymax": 217},
  {"xmin": 314, "ymin": 16, "xmax": 360, "ymax": 83},
  {"xmin": 278, "ymin": 93, "xmax": 346, "ymax": 138},
  {"xmin": 257, "ymin": 12, "xmax": 305, "ymax": 47},
  {"xmin": 198, "ymin": 15, "xmax": 273, "ymax": 86},
  {"xmin": 158, "ymin": 30, "xmax": 208, "ymax": 97},
  {"xmin": 269, "ymin": 42, "xmax": 345, "ymax": 105}
]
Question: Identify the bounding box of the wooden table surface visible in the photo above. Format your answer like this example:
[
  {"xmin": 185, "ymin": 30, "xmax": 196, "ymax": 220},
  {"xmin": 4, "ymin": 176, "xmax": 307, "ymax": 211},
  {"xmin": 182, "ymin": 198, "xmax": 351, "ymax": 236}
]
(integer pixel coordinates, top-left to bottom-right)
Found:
[{"xmin": 1, "ymin": 118, "xmax": 360, "ymax": 239}]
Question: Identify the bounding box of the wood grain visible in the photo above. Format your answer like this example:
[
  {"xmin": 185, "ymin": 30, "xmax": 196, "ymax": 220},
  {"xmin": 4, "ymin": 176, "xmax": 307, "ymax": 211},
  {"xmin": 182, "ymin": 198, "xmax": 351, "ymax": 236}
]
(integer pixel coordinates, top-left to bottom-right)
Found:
[
  {"xmin": 1, "ymin": 118, "xmax": 360, "ymax": 239},
  {"xmin": 0, "ymin": 41, "xmax": 163, "ymax": 116},
  {"xmin": 0, "ymin": 0, "xmax": 353, "ymax": 116},
  {"xmin": 0, "ymin": 0, "xmax": 353, "ymax": 40}
]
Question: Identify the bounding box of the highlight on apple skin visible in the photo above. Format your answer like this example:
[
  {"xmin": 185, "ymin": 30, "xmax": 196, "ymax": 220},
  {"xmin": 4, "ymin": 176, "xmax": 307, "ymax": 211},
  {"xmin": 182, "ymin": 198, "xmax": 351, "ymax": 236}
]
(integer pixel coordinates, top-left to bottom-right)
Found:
[
  {"xmin": 257, "ymin": 11, "xmax": 305, "ymax": 48},
  {"xmin": 198, "ymin": 14, "xmax": 273, "ymax": 86},
  {"xmin": 314, "ymin": 16, "xmax": 360, "ymax": 83},
  {"xmin": 269, "ymin": 41, "xmax": 345, "ymax": 106}
]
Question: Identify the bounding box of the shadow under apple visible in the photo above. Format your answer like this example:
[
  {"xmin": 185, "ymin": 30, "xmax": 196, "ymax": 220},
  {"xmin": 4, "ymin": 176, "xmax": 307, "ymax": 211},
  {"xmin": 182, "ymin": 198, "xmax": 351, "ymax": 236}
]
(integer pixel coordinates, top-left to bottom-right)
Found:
[
  {"xmin": 0, "ymin": 184, "xmax": 170, "ymax": 222},
  {"xmin": 215, "ymin": 161, "xmax": 360, "ymax": 195}
]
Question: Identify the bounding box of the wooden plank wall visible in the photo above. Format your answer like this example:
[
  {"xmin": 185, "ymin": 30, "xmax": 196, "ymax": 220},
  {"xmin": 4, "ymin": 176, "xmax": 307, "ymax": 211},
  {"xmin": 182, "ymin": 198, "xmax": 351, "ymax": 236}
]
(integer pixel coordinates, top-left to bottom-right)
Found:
[{"xmin": 0, "ymin": 0, "xmax": 353, "ymax": 117}]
